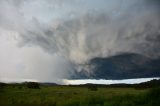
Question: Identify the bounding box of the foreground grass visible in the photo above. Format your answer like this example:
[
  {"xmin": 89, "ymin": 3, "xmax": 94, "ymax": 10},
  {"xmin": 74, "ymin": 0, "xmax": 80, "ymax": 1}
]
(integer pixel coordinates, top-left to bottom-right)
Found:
[{"xmin": 0, "ymin": 86, "xmax": 160, "ymax": 106}]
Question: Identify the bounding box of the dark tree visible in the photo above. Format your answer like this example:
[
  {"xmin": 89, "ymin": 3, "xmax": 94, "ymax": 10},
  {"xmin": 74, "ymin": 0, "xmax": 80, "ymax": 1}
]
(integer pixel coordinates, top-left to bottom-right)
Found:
[
  {"xmin": 0, "ymin": 82, "xmax": 6, "ymax": 89},
  {"xmin": 88, "ymin": 85, "xmax": 98, "ymax": 91},
  {"xmin": 26, "ymin": 82, "xmax": 40, "ymax": 89}
]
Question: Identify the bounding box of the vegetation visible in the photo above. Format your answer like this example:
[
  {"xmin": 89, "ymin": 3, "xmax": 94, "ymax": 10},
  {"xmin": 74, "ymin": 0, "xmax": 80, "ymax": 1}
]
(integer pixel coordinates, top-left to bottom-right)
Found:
[
  {"xmin": 87, "ymin": 84, "xmax": 98, "ymax": 91},
  {"xmin": 0, "ymin": 80, "xmax": 160, "ymax": 106},
  {"xmin": 26, "ymin": 82, "xmax": 40, "ymax": 89}
]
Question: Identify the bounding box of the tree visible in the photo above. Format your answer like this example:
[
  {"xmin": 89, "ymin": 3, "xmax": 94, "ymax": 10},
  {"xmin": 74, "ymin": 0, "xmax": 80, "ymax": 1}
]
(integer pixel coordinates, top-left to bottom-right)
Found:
[
  {"xmin": 26, "ymin": 82, "xmax": 40, "ymax": 89},
  {"xmin": 88, "ymin": 85, "xmax": 98, "ymax": 91}
]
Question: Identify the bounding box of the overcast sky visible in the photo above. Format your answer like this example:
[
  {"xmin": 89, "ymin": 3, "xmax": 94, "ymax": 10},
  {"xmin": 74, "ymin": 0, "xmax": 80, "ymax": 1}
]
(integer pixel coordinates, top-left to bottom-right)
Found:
[{"xmin": 0, "ymin": 0, "xmax": 160, "ymax": 84}]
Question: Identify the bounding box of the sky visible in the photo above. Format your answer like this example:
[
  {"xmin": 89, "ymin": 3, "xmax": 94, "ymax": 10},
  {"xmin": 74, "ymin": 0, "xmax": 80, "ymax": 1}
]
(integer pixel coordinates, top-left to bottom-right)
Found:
[{"xmin": 0, "ymin": 0, "xmax": 160, "ymax": 84}]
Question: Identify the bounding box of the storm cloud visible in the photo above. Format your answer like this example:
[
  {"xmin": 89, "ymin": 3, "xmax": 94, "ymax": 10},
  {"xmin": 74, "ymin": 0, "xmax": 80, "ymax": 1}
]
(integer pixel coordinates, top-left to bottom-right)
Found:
[{"xmin": 0, "ymin": 0, "xmax": 160, "ymax": 82}]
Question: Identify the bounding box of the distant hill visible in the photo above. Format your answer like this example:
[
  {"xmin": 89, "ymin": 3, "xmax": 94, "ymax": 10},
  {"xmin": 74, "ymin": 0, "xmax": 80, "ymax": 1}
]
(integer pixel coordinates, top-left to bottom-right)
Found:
[{"xmin": 73, "ymin": 53, "xmax": 160, "ymax": 79}]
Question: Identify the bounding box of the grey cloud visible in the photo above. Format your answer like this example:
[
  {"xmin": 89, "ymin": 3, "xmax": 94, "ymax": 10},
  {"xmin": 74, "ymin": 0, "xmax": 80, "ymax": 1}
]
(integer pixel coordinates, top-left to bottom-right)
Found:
[
  {"xmin": 17, "ymin": 1, "xmax": 160, "ymax": 62},
  {"xmin": 0, "ymin": 0, "xmax": 160, "ymax": 80},
  {"xmin": 20, "ymin": 8, "xmax": 160, "ymax": 62}
]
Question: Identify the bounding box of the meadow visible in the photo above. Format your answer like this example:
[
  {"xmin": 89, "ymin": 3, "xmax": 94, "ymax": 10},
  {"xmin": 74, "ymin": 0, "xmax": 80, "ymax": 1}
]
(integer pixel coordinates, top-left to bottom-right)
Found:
[{"xmin": 0, "ymin": 84, "xmax": 160, "ymax": 106}]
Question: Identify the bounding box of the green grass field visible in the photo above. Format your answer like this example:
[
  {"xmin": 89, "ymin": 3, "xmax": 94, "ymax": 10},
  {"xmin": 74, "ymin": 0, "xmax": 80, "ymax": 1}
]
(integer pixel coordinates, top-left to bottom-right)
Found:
[{"xmin": 0, "ymin": 85, "xmax": 160, "ymax": 106}]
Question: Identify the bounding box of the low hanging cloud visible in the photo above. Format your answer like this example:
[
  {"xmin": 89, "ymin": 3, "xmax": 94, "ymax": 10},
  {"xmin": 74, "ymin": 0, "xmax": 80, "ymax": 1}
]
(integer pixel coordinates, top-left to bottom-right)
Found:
[{"xmin": 0, "ymin": 0, "xmax": 160, "ymax": 82}]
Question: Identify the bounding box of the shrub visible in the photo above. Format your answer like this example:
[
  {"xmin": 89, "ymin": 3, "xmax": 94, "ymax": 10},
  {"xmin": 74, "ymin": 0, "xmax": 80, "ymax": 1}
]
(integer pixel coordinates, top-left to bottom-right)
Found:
[
  {"xmin": 0, "ymin": 82, "xmax": 6, "ymax": 89},
  {"xmin": 26, "ymin": 82, "xmax": 40, "ymax": 89},
  {"xmin": 18, "ymin": 86, "xmax": 22, "ymax": 89},
  {"xmin": 88, "ymin": 85, "xmax": 98, "ymax": 91}
]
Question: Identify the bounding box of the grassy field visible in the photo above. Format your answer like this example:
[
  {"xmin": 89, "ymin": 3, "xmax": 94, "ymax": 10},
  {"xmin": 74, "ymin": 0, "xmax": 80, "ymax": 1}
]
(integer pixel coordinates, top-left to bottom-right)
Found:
[{"xmin": 0, "ymin": 85, "xmax": 160, "ymax": 106}]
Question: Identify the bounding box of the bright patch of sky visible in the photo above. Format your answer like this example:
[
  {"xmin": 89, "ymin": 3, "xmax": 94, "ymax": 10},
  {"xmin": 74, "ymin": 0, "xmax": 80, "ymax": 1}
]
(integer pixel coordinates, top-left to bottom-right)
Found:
[{"xmin": 64, "ymin": 78, "xmax": 160, "ymax": 85}]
